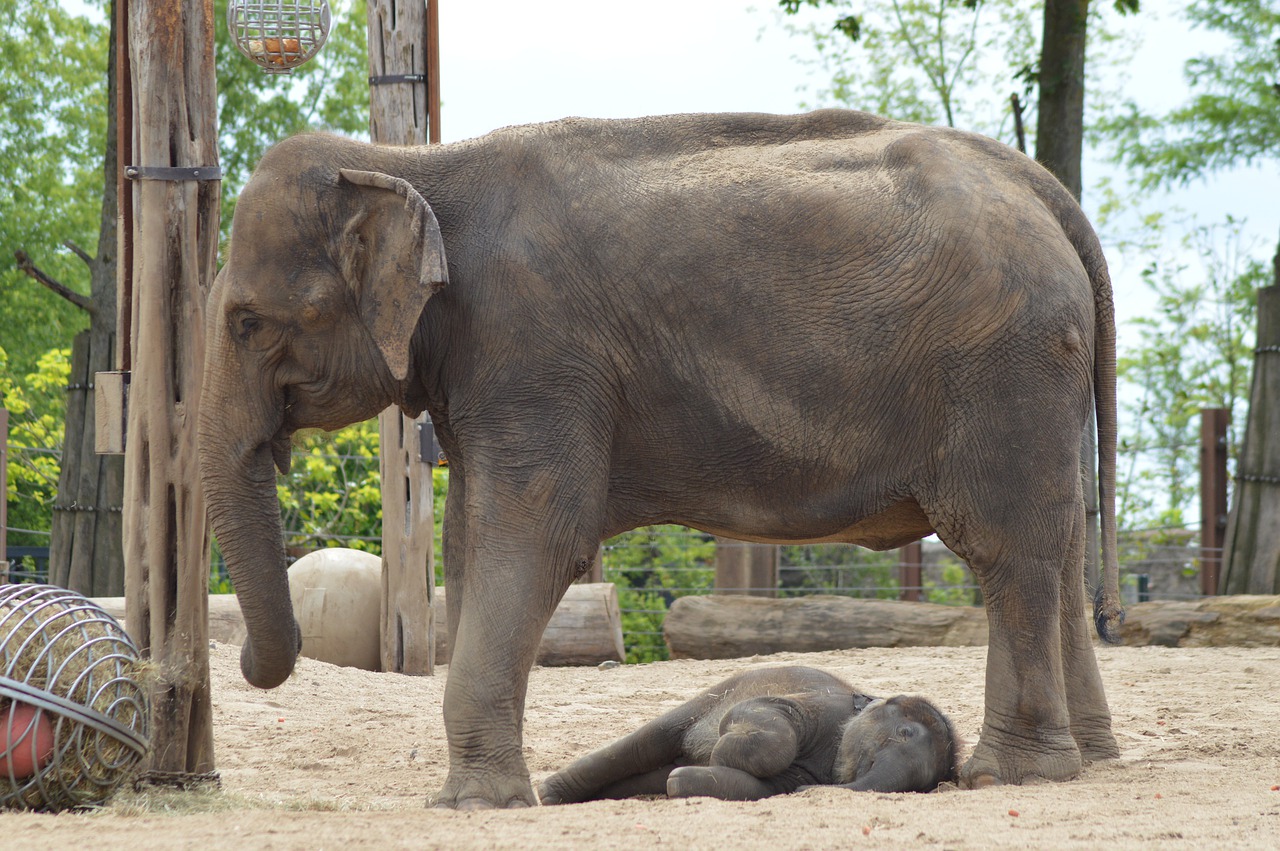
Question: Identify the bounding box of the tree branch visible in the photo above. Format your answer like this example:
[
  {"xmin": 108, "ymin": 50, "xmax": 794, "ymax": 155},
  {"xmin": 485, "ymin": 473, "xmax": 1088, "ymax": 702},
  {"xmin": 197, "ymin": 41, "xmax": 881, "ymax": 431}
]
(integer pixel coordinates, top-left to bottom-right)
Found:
[
  {"xmin": 14, "ymin": 250, "xmax": 96, "ymax": 315},
  {"xmin": 62, "ymin": 240, "xmax": 93, "ymax": 267}
]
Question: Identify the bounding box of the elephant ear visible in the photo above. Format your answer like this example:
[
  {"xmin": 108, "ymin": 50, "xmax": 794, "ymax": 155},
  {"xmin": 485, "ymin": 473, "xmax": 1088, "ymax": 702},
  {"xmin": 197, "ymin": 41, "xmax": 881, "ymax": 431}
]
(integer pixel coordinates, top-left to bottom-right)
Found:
[{"xmin": 338, "ymin": 168, "xmax": 448, "ymax": 381}]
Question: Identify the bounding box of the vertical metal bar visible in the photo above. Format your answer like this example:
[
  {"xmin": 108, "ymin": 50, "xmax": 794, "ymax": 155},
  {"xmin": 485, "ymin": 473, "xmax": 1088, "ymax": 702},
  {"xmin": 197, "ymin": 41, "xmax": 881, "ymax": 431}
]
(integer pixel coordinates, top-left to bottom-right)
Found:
[
  {"xmin": 1199, "ymin": 408, "xmax": 1230, "ymax": 596},
  {"xmin": 899, "ymin": 539, "xmax": 923, "ymax": 602}
]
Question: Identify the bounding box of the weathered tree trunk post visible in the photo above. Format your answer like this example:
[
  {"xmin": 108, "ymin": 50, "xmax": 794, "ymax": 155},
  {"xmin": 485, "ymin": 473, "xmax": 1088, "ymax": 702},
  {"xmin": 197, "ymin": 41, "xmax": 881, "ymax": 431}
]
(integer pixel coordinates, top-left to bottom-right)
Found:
[
  {"xmin": 367, "ymin": 0, "xmax": 440, "ymax": 675},
  {"xmin": 119, "ymin": 0, "xmax": 218, "ymax": 783},
  {"xmin": 1199, "ymin": 408, "xmax": 1230, "ymax": 596},
  {"xmin": 49, "ymin": 6, "xmax": 126, "ymax": 597},
  {"xmin": 1221, "ymin": 271, "xmax": 1280, "ymax": 594},
  {"xmin": 714, "ymin": 538, "xmax": 778, "ymax": 597}
]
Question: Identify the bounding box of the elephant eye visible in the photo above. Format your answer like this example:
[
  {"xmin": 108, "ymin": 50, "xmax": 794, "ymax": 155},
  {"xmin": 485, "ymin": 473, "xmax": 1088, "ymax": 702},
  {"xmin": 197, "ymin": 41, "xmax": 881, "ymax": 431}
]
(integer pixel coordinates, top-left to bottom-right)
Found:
[
  {"xmin": 898, "ymin": 724, "xmax": 917, "ymax": 740},
  {"xmin": 234, "ymin": 311, "xmax": 263, "ymax": 343}
]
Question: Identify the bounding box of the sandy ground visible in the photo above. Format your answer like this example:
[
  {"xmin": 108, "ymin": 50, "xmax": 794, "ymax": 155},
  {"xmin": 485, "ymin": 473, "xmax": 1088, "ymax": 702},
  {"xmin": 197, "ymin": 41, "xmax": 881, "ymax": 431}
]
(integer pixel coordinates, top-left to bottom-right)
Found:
[{"xmin": 1, "ymin": 642, "xmax": 1278, "ymax": 849}]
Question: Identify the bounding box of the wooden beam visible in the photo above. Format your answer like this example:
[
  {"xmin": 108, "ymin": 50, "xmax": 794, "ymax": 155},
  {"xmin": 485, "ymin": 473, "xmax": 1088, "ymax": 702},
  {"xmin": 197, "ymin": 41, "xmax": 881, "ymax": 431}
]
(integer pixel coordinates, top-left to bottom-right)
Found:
[
  {"xmin": 367, "ymin": 0, "xmax": 437, "ymax": 676},
  {"xmin": 122, "ymin": 0, "xmax": 218, "ymax": 784},
  {"xmin": 1, "ymin": 406, "xmax": 8, "ymax": 565},
  {"xmin": 714, "ymin": 537, "xmax": 778, "ymax": 596},
  {"xmin": 1199, "ymin": 408, "xmax": 1230, "ymax": 596}
]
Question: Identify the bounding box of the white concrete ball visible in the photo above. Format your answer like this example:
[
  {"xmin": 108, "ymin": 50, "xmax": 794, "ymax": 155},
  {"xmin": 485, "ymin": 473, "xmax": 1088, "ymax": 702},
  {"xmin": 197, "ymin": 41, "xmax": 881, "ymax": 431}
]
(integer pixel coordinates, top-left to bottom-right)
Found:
[{"xmin": 287, "ymin": 548, "xmax": 382, "ymax": 671}]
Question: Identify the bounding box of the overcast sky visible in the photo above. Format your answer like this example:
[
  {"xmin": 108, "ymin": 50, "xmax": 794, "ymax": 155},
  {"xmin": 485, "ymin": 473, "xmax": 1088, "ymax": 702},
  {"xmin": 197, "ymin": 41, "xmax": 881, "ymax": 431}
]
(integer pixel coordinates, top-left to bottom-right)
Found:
[{"xmin": 432, "ymin": 0, "xmax": 1278, "ymax": 336}]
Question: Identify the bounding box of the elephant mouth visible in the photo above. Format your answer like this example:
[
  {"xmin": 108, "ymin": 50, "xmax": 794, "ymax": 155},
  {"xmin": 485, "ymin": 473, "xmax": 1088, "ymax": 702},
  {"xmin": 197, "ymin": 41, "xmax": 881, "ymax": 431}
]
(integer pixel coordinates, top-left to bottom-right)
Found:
[{"xmin": 271, "ymin": 428, "xmax": 293, "ymax": 475}]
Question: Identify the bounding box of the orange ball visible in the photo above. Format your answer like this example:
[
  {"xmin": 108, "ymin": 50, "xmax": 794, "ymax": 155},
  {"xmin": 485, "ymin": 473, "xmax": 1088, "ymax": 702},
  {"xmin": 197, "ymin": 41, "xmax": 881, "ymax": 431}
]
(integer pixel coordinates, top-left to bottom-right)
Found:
[{"xmin": 0, "ymin": 702, "xmax": 55, "ymax": 779}]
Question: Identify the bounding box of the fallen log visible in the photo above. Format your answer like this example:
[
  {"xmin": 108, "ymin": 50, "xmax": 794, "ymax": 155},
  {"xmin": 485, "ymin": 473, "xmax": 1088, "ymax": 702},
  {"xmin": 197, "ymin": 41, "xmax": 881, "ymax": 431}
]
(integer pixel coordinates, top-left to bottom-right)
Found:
[
  {"xmin": 1118, "ymin": 595, "xmax": 1280, "ymax": 647},
  {"xmin": 93, "ymin": 582, "xmax": 627, "ymax": 668},
  {"xmin": 664, "ymin": 595, "xmax": 990, "ymax": 660},
  {"xmin": 432, "ymin": 583, "xmax": 625, "ymax": 667}
]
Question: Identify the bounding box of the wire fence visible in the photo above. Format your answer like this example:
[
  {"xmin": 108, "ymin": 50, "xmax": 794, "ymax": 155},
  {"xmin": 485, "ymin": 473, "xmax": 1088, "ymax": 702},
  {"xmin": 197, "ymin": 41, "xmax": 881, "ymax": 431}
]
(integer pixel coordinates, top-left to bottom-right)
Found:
[{"xmin": 2, "ymin": 443, "xmax": 1235, "ymax": 661}]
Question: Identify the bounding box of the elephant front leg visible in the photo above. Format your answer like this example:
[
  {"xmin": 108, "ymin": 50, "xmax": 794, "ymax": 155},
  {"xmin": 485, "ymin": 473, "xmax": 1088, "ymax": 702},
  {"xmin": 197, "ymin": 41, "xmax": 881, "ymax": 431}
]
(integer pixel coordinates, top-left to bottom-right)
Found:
[{"xmin": 433, "ymin": 505, "xmax": 601, "ymax": 808}]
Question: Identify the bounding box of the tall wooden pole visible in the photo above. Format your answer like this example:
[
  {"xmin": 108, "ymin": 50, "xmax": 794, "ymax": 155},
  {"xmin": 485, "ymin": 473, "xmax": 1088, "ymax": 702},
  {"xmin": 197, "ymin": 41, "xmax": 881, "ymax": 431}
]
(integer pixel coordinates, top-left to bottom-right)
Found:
[
  {"xmin": 1199, "ymin": 408, "xmax": 1230, "ymax": 596},
  {"xmin": 120, "ymin": 0, "xmax": 218, "ymax": 783},
  {"xmin": 368, "ymin": 0, "xmax": 440, "ymax": 675}
]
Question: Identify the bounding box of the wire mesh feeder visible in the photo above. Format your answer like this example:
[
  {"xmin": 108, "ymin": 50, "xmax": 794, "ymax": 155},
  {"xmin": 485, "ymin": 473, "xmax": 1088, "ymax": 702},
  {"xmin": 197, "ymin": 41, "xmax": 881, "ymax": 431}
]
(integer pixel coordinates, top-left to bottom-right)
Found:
[
  {"xmin": 0, "ymin": 585, "xmax": 149, "ymax": 812},
  {"xmin": 227, "ymin": 0, "xmax": 332, "ymax": 74}
]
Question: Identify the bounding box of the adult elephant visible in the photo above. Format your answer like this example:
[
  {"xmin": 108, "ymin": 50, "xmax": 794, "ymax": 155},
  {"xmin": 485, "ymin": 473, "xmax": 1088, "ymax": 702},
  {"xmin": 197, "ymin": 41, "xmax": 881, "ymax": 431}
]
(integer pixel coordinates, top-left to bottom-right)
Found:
[{"xmin": 198, "ymin": 109, "xmax": 1123, "ymax": 809}]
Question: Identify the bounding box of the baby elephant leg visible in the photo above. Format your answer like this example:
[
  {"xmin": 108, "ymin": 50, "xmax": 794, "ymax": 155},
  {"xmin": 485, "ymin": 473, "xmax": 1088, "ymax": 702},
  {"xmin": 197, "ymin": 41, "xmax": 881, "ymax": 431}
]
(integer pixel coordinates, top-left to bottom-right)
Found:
[
  {"xmin": 708, "ymin": 698, "xmax": 801, "ymax": 778},
  {"xmin": 667, "ymin": 765, "xmax": 778, "ymax": 801}
]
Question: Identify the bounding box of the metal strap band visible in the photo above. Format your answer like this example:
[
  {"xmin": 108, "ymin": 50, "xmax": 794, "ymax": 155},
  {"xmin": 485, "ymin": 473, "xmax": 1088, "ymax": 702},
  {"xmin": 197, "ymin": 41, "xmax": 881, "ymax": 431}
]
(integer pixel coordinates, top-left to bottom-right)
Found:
[
  {"xmin": 1255, "ymin": 345, "xmax": 1280, "ymax": 354},
  {"xmin": 369, "ymin": 73, "xmax": 425, "ymax": 85},
  {"xmin": 124, "ymin": 165, "xmax": 223, "ymax": 182}
]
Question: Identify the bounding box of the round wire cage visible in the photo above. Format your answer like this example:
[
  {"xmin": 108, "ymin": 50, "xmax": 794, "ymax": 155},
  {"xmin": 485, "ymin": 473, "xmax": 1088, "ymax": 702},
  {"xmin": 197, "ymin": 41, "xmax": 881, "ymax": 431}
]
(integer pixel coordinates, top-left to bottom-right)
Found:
[
  {"xmin": 227, "ymin": 0, "xmax": 332, "ymax": 74},
  {"xmin": 0, "ymin": 584, "xmax": 150, "ymax": 812}
]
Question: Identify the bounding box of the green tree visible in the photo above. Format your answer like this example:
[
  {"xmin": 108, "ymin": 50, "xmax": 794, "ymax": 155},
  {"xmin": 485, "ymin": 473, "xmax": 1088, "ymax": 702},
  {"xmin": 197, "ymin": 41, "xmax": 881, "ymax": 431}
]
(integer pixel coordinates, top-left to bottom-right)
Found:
[
  {"xmin": 2, "ymin": 345, "xmax": 71, "ymax": 547},
  {"xmin": 1102, "ymin": 0, "xmax": 1279, "ymax": 186},
  {"xmin": 0, "ymin": 0, "xmax": 108, "ymax": 377},
  {"xmin": 1117, "ymin": 217, "xmax": 1267, "ymax": 529}
]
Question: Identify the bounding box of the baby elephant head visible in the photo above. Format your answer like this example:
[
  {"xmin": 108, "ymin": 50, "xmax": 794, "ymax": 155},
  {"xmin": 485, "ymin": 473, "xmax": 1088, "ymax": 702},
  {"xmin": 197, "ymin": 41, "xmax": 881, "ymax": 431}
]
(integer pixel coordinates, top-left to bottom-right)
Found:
[{"xmin": 833, "ymin": 695, "xmax": 959, "ymax": 793}]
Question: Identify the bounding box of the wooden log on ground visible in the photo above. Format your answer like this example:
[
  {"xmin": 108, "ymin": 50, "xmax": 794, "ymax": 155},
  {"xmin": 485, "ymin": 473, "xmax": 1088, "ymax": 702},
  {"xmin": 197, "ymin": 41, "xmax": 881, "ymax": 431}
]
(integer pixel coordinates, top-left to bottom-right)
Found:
[
  {"xmin": 97, "ymin": 583, "xmax": 626, "ymax": 668},
  {"xmin": 1118, "ymin": 595, "xmax": 1280, "ymax": 647},
  {"xmin": 664, "ymin": 595, "xmax": 990, "ymax": 659},
  {"xmin": 433, "ymin": 584, "xmax": 625, "ymax": 667}
]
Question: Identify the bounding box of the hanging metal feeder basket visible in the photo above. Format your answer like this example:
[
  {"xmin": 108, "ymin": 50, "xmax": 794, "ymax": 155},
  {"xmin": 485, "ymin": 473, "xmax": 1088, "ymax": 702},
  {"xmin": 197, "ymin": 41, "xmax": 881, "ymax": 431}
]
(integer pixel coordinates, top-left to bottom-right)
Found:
[{"xmin": 228, "ymin": 0, "xmax": 332, "ymax": 75}]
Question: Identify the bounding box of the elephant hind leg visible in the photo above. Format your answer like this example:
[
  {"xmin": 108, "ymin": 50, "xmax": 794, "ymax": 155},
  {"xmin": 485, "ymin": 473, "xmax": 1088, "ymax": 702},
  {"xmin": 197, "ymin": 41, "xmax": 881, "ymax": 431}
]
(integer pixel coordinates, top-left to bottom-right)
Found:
[
  {"xmin": 1059, "ymin": 504, "xmax": 1119, "ymax": 762},
  {"xmin": 929, "ymin": 480, "xmax": 1085, "ymax": 787}
]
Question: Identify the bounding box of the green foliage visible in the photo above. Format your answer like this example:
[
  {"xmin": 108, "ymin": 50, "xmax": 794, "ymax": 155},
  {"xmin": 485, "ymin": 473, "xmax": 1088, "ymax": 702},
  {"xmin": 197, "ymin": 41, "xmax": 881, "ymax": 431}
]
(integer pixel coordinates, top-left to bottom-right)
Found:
[
  {"xmin": 1101, "ymin": 0, "xmax": 1280, "ymax": 186},
  {"xmin": 777, "ymin": 0, "xmax": 1041, "ymax": 137},
  {"xmin": 215, "ymin": 0, "xmax": 371, "ymax": 234},
  {"xmin": 1117, "ymin": 217, "xmax": 1266, "ymax": 529},
  {"xmin": 923, "ymin": 556, "xmax": 975, "ymax": 605},
  {"xmin": 2, "ymin": 345, "xmax": 70, "ymax": 545},
  {"xmin": 0, "ymin": 0, "xmax": 107, "ymax": 377},
  {"xmin": 779, "ymin": 543, "xmax": 900, "ymax": 598},
  {"xmin": 602, "ymin": 526, "xmax": 716, "ymax": 663}
]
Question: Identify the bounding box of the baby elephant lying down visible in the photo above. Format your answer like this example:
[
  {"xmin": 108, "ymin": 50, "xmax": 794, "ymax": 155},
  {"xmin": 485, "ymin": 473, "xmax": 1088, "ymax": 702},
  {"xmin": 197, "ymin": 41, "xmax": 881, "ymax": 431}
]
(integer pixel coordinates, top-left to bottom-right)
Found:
[{"xmin": 539, "ymin": 666, "xmax": 958, "ymax": 803}]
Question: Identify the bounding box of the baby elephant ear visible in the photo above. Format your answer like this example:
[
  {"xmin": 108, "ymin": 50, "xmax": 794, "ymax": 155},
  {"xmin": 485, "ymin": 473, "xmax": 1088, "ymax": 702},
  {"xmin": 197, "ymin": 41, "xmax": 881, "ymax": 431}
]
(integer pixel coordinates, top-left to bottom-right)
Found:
[{"xmin": 338, "ymin": 168, "xmax": 448, "ymax": 381}]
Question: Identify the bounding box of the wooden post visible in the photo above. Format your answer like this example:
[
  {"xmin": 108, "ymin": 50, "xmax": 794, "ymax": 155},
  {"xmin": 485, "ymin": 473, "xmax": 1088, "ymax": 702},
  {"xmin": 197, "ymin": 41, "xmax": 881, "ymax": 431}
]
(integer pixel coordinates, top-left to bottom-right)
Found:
[
  {"xmin": 1222, "ymin": 280, "xmax": 1280, "ymax": 595},
  {"xmin": 121, "ymin": 0, "xmax": 218, "ymax": 783},
  {"xmin": 367, "ymin": 0, "xmax": 440, "ymax": 675},
  {"xmin": 713, "ymin": 537, "xmax": 778, "ymax": 596},
  {"xmin": 1199, "ymin": 408, "xmax": 1230, "ymax": 597},
  {"xmin": 50, "ymin": 332, "xmax": 125, "ymax": 596},
  {"xmin": 899, "ymin": 539, "xmax": 923, "ymax": 602}
]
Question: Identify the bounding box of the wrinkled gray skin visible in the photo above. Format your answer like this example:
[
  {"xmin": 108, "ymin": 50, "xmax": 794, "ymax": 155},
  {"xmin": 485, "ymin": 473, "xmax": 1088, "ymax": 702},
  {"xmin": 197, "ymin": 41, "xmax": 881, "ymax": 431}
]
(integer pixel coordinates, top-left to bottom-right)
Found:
[
  {"xmin": 537, "ymin": 666, "xmax": 958, "ymax": 803},
  {"xmin": 198, "ymin": 110, "xmax": 1124, "ymax": 809}
]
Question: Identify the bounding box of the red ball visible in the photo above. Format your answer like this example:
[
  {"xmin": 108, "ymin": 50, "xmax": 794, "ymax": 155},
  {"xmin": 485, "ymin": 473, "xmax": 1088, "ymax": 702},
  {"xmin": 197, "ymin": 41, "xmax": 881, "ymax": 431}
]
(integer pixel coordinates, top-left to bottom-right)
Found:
[{"xmin": 0, "ymin": 702, "xmax": 55, "ymax": 780}]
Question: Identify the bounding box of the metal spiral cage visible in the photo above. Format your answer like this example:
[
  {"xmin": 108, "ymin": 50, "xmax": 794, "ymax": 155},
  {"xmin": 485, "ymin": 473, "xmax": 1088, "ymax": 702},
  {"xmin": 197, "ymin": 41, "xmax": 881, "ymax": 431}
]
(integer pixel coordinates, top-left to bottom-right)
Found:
[
  {"xmin": 0, "ymin": 585, "xmax": 149, "ymax": 812},
  {"xmin": 227, "ymin": 0, "xmax": 332, "ymax": 74}
]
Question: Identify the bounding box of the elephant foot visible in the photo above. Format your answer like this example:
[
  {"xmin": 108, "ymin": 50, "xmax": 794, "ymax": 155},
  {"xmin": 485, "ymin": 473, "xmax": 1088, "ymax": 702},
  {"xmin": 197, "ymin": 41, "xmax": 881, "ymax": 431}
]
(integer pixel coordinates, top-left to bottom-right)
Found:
[
  {"xmin": 1072, "ymin": 721, "xmax": 1120, "ymax": 763},
  {"xmin": 433, "ymin": 768, "xmax": 538, "ymax": 809},
  {"xmin": 959, "ymin": 727, "xmax": 1082, "ymax": 789}
]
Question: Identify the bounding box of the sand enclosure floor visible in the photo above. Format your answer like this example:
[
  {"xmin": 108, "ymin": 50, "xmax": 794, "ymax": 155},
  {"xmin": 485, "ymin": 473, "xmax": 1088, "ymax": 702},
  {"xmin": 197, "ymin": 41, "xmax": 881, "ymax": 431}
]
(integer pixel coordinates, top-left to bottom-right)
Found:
[{"xmin": 1, "ymin": 643, "xmax": 1278, "ymax": 849}]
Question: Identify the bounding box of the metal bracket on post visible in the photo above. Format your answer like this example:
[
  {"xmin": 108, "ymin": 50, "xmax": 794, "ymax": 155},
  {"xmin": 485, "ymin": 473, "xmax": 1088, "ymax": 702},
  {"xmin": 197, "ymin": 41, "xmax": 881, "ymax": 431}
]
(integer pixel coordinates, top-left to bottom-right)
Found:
[
  {"xmin": 417, "ymin": 417, "xmax": 448, "ymax": 466},
  {"xmin": 369, "ymin": 74, "xmax": 425, "ymax": 86},
  {"xmin": 124, "ymin": 166, "xmax": 223, "ymax": 182}
]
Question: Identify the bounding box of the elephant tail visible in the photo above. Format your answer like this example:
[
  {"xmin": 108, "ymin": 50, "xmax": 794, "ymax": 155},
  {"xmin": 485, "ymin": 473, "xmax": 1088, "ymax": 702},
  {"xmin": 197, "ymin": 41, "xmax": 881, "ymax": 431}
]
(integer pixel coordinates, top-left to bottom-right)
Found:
[{"xmin": 1088, "ymin": 250, "xmax": 1125, "ymax": 645}]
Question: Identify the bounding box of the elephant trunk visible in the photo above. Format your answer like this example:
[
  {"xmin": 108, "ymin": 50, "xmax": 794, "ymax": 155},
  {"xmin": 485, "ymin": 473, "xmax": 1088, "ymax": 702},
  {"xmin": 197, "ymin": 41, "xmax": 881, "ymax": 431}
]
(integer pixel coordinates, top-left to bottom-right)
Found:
[{"xmin": 198, "ymin": 382, "xmax": 300, "ymax": 689}]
